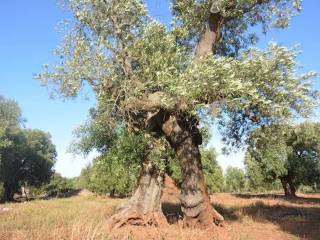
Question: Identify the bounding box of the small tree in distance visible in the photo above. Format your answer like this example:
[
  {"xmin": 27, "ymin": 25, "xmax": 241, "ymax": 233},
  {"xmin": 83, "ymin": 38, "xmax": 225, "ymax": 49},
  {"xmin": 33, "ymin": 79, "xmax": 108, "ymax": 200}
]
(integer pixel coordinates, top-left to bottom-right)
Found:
[
  {"xmin": 202, "ymin": 149, "xmax": 224, "ymax": 193},
  {"xmin": 225, "ymin": 166, "xmax": 246, "ymax": 193},
  {"xmin": 43, "ymin": 173, "xmax": 74, "ymax": 198}
]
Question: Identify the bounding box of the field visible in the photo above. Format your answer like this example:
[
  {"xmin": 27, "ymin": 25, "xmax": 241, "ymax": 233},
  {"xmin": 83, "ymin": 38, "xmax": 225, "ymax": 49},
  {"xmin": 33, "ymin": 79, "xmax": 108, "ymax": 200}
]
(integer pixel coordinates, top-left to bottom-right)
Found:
[{"xmin": 0, "ymin": 191, "xmax": 319, "ymax": 240}]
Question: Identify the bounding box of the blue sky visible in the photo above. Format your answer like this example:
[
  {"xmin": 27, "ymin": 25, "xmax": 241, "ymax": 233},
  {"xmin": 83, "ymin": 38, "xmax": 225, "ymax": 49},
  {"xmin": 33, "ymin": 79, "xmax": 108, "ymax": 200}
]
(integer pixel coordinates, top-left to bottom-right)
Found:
[{"xmin": 0, "ymin": 0, "xmax": 319, "ymax": 177}]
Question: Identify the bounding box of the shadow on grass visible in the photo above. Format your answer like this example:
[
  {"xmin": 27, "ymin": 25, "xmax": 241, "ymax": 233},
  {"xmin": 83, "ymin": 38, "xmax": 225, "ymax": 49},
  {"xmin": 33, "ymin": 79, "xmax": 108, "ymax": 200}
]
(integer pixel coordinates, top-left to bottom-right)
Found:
[
  {"xmin": 234, "ymin": 193, "xmax": 320, "ymax": 205},
  {"xmin": 161, "ymin": 195, "xmax": 320, "ymax": 239},
  {"xmin": 211, "ymin": 200, "xmax": 320, "ymax": 240}
]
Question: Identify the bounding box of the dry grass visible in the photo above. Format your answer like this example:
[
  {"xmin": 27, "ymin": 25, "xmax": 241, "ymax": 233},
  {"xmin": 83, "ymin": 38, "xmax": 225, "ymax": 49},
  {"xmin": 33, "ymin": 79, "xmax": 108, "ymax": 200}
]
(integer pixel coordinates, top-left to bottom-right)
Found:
[
  {"xmin": 0, "ymin": 195, "xmax": 125, "ymax": 240},
  {"xmin": 0, "ymin": 193, "xmax": 319, "ymax": 240}
]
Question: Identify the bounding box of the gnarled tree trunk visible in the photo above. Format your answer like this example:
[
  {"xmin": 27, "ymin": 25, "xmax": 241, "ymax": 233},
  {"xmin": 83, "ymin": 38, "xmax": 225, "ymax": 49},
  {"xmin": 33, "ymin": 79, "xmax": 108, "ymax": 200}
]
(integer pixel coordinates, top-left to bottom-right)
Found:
[
  {"xmin": 280, "ymin": 176, "xmax": 296, "ymax": 198},
  {"xmin": 107, "ymin": 161, "xmax": 167, "ymax": 229},
  {"xmin": 126, "ymin": 94, "xmax": 224, "ymax": 228},
  {"xmin": 162, "ymin": 115, "xmax": 224, "ymax": 228}
]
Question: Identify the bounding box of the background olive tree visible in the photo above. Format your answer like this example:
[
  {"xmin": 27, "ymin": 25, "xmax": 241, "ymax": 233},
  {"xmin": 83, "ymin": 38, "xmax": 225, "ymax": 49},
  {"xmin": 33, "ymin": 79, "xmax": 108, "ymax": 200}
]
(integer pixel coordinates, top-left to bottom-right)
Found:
[
  {"xmin": 245, "ymin": 122, "xmax": 320, "ymax": 197},
  {"xmin": 0, "ymin": 95, "xmax": 57, "ymax": 202},
  {"xmin": 225, "ymin": 166, "xmax": 246, "ymax": 193}
]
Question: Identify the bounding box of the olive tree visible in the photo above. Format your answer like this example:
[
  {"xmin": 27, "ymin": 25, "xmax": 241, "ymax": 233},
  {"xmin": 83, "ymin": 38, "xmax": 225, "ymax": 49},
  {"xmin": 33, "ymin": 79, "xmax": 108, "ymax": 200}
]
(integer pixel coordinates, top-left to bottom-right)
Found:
[
  {"xmin": 202, "ymin": 149, "xmax": 224, "ymax": 193},
  {"xmin": 245, "ymin": 122, "xmax": 320, "ymax": 197},
  {"xmin": 81, "ymin": 129, "xmax": 147, "ymax": 196},
  {"xmin": 0, "ymin": 96, "xmax": 56, "ymax": 202},
  {"xmin": 37, "ymin": 0, "xmax": 318, "ymax": 229},
  {"xmin": 0, "ymin": 96, "xmax": 24, "ymax": 201},
  {"xmin": 225, "ymin": 166, "xmax": 246, "ymax": 192}
]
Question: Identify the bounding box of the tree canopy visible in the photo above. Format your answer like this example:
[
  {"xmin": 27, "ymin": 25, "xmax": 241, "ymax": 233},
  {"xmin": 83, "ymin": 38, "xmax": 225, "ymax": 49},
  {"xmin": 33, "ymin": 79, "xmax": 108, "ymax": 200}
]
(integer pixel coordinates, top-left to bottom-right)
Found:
[
  {"xmin": 36, "ymin": 0, "xmax": 319, "ymax": 229},
  {"xmin": 79, "ymin": 129, "xmax": 147, "ymax": 196},
  {"xmin": 225, "ymin": 166, "xmax": 246, "ymax": 192},
  {"xmin": 202, "ymin": 149, "xmax": 224, "ymax": 193},
  {"xmin": 37, "ymin": 1, "xmax": 317, "ymax": 144},
  {"xmin": 0, "ymin": 95, "xmax": 57, "ymax": 202},
  {"xmin": 245, "ymin": 122, "xmax": 320, "ymax": 197}
]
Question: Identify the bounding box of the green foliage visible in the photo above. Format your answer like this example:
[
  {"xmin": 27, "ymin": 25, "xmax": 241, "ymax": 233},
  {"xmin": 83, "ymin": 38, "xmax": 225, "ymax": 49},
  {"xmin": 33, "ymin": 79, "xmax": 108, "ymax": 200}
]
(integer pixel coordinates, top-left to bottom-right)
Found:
[
  {"xmin": 225, "ymin": 166, "xmax": 246, "ymax": 192},
  {"xmin": 167, "ymin": 157, "xmax": 183, "ymax": 186},
  {"xmin": 73, "ymin": 164, "xmax": 92, "ymax": 190},
  {"xmin": 22, "ymin": 129, "xmax": 57, "ymax": 186},
  {"xmin": 166, "ymin": 148, "xmax": 224, "ymax": 193},
  {"xmin": 287, "ymin": 122, "xmax": 320, "ymax": 186},
  {"xmin": 75, "ymin": 129, "xmax": 225, "ymax": 195},
  {"xmin": 245, "ymin": 122, "xmax": 320, "ymax": 192},
  {"xmin": 0, "ymin": 96, "xmax": 23, "ymax": 161},
  {"xmin": 43, "ymin": 173, "xmax": 74, "ymax": 198},
  {"xmin": 202, "ymin": 149, "xmax": 224, "ymax": 193},
  {"xmin": 36, "ymin": 1, "xmax": 319, "ymax": 198},
  {"xmin": 0, "ymin": 95, "xmax": 57, "ymax": 201},
  {"xmin": 172, "ymin": 0, "xmax": 302, "ymax": 55},
  {"xmin": 0, "ymin": 128, "xmax": 56, "ymax": 193},
  {"xmin": 70, "ymin": 104, "xmax": 118, "ymax": 155},
  {"xmin": 78, "ymin": 129, "xmax": 147, "ymax": 195},
  {"xmin": 245, "ymin": 125, "xmax": 289, "ymax": 184},
  {"xmin": 298, "ymin": 184, "xmax": 320, "ymax": 193},
  {"xmin": 0, "ymin": 95, "xmax": 23, "ymax": 128},
  {"xmin": 245, "ymin": 152, "xmax": 282, "ymax": 192},
  {"xmin": 37, "ymin": 0, "xmax": 318, "ymax": 151}
]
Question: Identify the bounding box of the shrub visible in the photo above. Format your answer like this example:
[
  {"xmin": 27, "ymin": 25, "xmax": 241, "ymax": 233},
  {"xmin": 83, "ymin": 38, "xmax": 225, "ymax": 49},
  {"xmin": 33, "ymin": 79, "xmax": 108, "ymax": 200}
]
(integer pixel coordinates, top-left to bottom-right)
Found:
[{"xmin": 42, "ymin": 173, "xmax": 74, "ymax": 198}]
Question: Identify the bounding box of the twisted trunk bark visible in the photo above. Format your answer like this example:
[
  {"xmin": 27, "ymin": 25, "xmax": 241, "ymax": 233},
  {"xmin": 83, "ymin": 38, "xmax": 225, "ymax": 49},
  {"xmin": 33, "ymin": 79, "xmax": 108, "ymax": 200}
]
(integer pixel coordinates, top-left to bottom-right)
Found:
[
  {"xmin": 107, "ymin": 161, "xmax": 167, "ymax": 229},
  {"xmin": 162, "ymin": 116, "xmax": 224, "ymax": 228}
]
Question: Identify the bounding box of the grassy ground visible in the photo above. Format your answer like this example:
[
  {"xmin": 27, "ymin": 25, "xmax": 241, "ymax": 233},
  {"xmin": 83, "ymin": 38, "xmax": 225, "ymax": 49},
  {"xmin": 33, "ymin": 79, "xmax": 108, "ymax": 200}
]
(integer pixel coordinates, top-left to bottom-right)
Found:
[{"xmin": 0, "ymin": 192, "xmax": 319, "ymax": 240}]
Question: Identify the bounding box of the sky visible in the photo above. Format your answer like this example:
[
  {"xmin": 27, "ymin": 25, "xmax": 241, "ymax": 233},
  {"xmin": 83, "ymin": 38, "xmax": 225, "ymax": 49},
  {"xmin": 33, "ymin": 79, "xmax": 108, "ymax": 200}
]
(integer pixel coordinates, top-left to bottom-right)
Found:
[{"xmin": 0, "ymin": 0, "xmax": 319, "ymax": 177}]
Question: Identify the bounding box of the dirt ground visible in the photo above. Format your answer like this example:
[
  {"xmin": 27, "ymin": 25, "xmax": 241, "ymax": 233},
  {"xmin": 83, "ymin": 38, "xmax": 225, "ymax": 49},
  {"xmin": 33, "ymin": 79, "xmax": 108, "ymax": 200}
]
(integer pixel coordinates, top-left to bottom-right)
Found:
[
  {"xmin": 0, "ymin": 184, "xmax": 319, "ymax": 240},
  {"xmin": 110, "ymin": 190, "xmax": 320, "ymax": 240},
  {"xmin": 137, "ymin": 176, "xmax": 319, "ymax": 240}
]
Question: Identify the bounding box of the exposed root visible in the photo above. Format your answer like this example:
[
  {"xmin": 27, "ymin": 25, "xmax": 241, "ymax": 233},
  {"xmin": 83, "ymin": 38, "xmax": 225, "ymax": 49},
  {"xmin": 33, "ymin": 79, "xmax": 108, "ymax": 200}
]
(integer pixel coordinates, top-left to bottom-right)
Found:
[
  {"xmin": 107, "ymin": 161, "xmax": 167, "ymax": 230},
  {"xmin": 212, "ymin": 207, "xmax": 224, "ymax": 226},
  {"xmin": 107, "ymin": 207, "xmax": 167, "ymax": 230}
]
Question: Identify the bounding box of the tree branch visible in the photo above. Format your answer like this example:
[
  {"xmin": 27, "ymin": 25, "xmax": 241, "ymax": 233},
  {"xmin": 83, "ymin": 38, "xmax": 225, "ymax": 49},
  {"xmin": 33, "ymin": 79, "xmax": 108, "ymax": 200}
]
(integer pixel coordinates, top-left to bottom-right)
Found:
[
  {"xmin": 193, "ymin": 0, "xmax": 271, "ymax": 61},
  {"xmin": 194, "ymin": 11, "xmax": 223, "ymax": 61}
]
